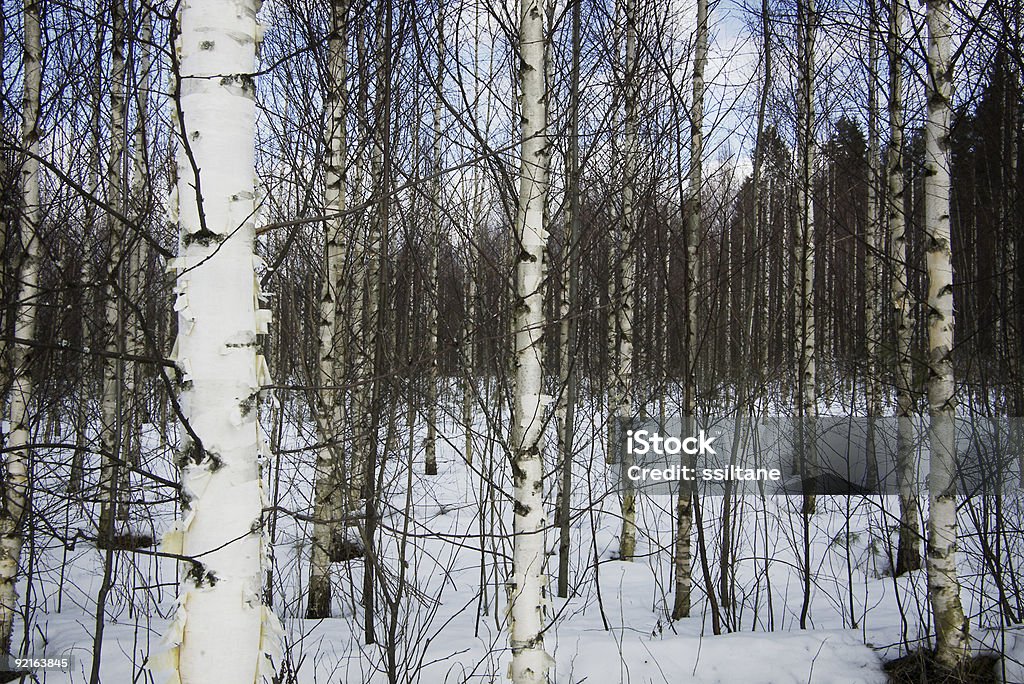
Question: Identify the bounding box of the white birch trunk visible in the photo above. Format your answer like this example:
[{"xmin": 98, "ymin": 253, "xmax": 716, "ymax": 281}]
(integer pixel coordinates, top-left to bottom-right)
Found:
[
  {"xmin": 923, "ymin": 0, "xmax": 969, "ymax": 667},
  {"xmin": 155, "ymin": 1, "xmax": 282, "ymax": 680},
  {"xmin": 796, "ymin": 0, "xmax": 818, "ymax": 516},
  {"xmin": 605, "ymin": 0, "xmax": 624, "ymax": 468},
  {"xmin": 307, "ymin": 0, "xmax": 349, "ymax": 620},
  {"xmin": 508, "ymin": 0, "xmax": 553, "ymax": 680},
  {"xmin": 555, "ymin": 0, "xmax": 582, "ymax": 600},
  {"xmin": 886, "ymin": 0, "xmax": 921, "ymax": 575},
  {"xmin": 672, "ymin": 0, "xmax": 706, "ymax": 621},
  {"xmin": 864, "ymin": 1, "xmax": 881, "ymax": 490},
  {"xmin": 0, "ymin": 0, "xmax": 42, "ymax": 655},
  {"xmin": 617, "ymin": 0, "xmax": 638, "ymax": 563}
]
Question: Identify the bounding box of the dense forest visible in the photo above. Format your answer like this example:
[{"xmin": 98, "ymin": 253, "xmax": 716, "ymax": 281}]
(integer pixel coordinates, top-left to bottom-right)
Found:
[{"xmin": 0, "ymin": 0, "xmax": 1021, "ymax": 682}]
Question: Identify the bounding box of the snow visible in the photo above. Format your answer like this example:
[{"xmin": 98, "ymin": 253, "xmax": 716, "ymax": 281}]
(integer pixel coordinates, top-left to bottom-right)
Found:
[{"xmin": 9, "ymin": 398, "xmax": 1024, "ymax": 683}]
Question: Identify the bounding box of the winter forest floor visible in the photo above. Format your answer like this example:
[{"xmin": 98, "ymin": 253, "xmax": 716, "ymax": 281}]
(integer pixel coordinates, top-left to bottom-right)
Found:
[{"xmin": 9, "ymin": 394, "xmax": 1024, "ymax": 684}]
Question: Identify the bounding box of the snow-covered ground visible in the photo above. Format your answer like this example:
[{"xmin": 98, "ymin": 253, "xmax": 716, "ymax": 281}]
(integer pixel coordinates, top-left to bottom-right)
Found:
[{"xmin": 10, "ymin": 398, "xmax": 1024, "ymax": 683}]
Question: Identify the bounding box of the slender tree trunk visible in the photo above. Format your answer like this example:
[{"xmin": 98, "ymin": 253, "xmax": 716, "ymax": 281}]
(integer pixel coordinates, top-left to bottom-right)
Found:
[
  {"xmin": 0, "ymin": 0, "xmax": 42, "ymax": 656},
  {"xmin": 865, "ymin": 0, "xmax": 881, "ymax": 490},
  {"xmin": 97, "ymin": 0, "xmax": 128, "ymax": 544},
  {"xmin": 425, "ymin": 14, "xmax": 444, "ymax": 477},
  {"xmin": 160, "ymin": 1, "xmax": 282, "ymax": 680},
  {"xmin": 463, "ymin": 187, "xmax": 479, "ymax": 467},
  {"xmin": 795, "ymin": 0, "xmax": 819, "ymax": 633},
  {"xmin": 508, "ymin": 0, "xmax": 553, "ymax": 680},
  {"xmin": 307, "ymin": 0, "xmax": 350, "ymax": 620},
  {"xmin": 757, "ymin": 0, "xmax": 773, "ymax": 384},
  {"xmin": 555, "ymin": 0, "xmax": 582, "ymax": 600},
  {"xmin": 359, "ymin": 0, "xmax": 392, "ymax": 647},
  {"xmin": 795, "ymin": 0, "xmax": 818, "ymax": 519},
  {"xmin": 617, "ymin": 0, "xmax": 638, "ymax": 562},
  {"xmin": 886, "ymin": 0, "xmax": 921, "ymax": 576},
  {"xmin": 672, "ymin": 0, "xmax": 707, "ymax": 621},
  {"xmin": 924, "ymin": 0, "xmax": 969, "ymax": 668},
  {"xmin": 605, "ymin": 0, "xmax": 623, "ymax": 468}
]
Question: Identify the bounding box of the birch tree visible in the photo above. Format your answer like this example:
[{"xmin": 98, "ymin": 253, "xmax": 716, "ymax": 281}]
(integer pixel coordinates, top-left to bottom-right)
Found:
[
  {"xmin": 795, "ymin": 0, "xmax": 818, "ymax": 520},
  {"xmin": 794, "ymin": 0, "xmax": 819, "ymax": 632},
  {"xmin": 307, "ymin": 0, "xmax": 350, "ymax": 620},
  {"xmin": 155, "ymin": 0, "xmax": 282, "ymax": 680},
  {"xmin": 864, "ymin": 0, "xmax": 881, "ymax": 490},
  {"xmin": 923, "ymin": 0, "xmax": 969, "ymax": 667},
  {"xmin": 508, "ymin": 0, "xmax": 553, "ymax": 679},
  {"xmin": 425, "ymin": 10, "xmax": 444, "ymax": 477},
  {"xmin": 97, "ymin": 0, "xmax": 128, "ymax": 544},
  {"xmin": 617, "ymin": 0, "xmax": 638, "ymax": 563},
  {"xmin": 0, "ymin": 0, "xmax": 42, "ymax": 656},
  {"xmin": 555, "ymin": 0, "xmax": 582, "ymax": 600},
  {"xmin": 886, "ymin": 0, "xmax": 921, "ymax": 575},
  {"xmin": 672, "ymin": 0, "xmax": 707, "ymax": 621}
]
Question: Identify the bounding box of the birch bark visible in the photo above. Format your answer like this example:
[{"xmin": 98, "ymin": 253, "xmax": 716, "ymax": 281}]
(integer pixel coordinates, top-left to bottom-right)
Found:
[
  {"xmin": 555, "ymin": 0, "xmax": 582, "ymax": 600},
  {"xmin": 865, "ymin": 0, "xmax": 881, "ymax": 490},
  {"xmin": 886, "ymin": 0, "xmax": 921, "ymax": 575},
  {"xmin": 159, "ymin": 0, "xmax": 281, "ymax": 680},
  {"xmin": 672, "ymin": 0, "xmax": 706, "ymax": 621},
  {"xmin": 0, "ymin": 0, "xmax": 42, "ymax": 656},
  {"xmin": 923, "ymin": 0, "xmax": 969, "ymax": 667},
  {"xmin": 508, "ymin": 0, "xmax": 553, "ymax": 680},
  {"xmin": 308, "ymin": 0, "xmax": 349, "ymax": 620},
  {"xmin": 796, "ymin": 0, "xmax": 818, "ymax": 517},
  {"xmin": 425, "ymin": 14, "xmax": 444, "ymax": 477},
  {"xmin": 617, "ymin": 0, "xmax": 638, "ymax": 563}
]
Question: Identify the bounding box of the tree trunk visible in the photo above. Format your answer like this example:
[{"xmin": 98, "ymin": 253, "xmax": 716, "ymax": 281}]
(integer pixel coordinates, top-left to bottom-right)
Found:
[
  {"xmin": 865, "ymin": 0, "xmax": 881, "ymax": 491},
  {"xmin": 307, "ymin": 0, "xmax": 350, "ymax": 620},
  {"xmin": 160, "ymin": 1, "xmax": 282, "ymax": 680},
  {"xmin": 508, "ymin": 0, "xmax": 553, "ymax": 680},
  {"xmin": 97, "ymin": 0, "xmax": 128, "ymax": 544},
  {"xmin": 425, "ymin": 14, "xmax": 444, "ymax": 477},
  {"xmin": 617, "ymin": 0, "xmax": 638, "ymax": 563},
  {"xmin": 886, "ymin": 0, "xmax": 921, "ymax": 576},
  {"xmin": 0, "ymin": 0, "xmax": 42, "ymax": 656},
  {"xmin": 672, "ymin": 0, "xmax": 706, "ymax": 622},
  {"xmin": 555, "ymin": 0, "xmax": 582, "ymax": 601},
  {"xmin": 795, "ymin": 0, "xmax": 818, "ymax": 519},
  {"xmin": 795, "ymin": 0, "xmax": 818, "ymax": 633},
  {"xmin": 924, "ymin": 0, "xmax": 969, "ymax": 668}
]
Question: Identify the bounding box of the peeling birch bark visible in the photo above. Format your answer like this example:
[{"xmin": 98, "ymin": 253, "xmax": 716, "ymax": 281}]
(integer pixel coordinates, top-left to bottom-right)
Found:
[{"xmin": 155, "ymin": 0, "xmax": 282, "ymax": 681}]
